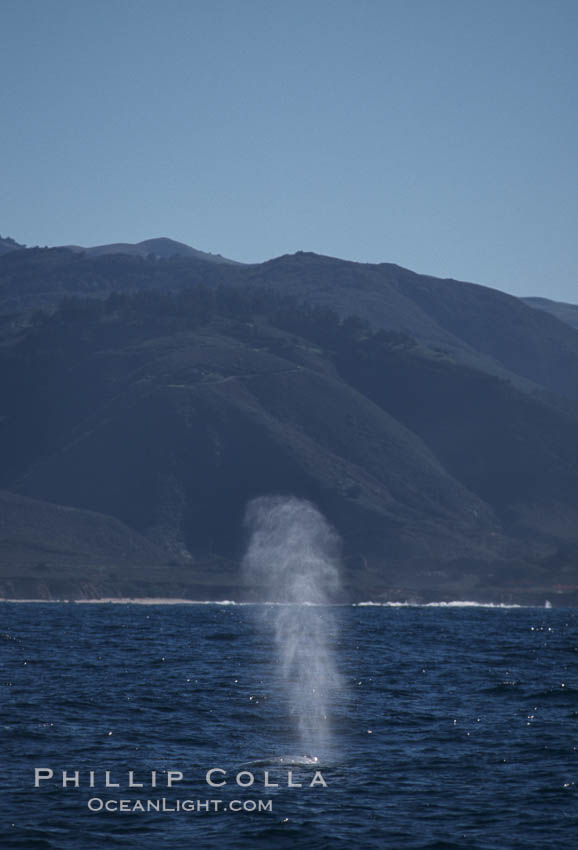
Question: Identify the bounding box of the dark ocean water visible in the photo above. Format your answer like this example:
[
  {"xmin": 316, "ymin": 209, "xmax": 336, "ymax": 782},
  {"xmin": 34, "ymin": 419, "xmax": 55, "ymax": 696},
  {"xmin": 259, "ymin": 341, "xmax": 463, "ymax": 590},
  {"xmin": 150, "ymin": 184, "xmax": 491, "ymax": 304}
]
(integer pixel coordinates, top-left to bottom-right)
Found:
[{"xmin": 1, "ymin": 602, "xmax": 578, "ymax": 849}]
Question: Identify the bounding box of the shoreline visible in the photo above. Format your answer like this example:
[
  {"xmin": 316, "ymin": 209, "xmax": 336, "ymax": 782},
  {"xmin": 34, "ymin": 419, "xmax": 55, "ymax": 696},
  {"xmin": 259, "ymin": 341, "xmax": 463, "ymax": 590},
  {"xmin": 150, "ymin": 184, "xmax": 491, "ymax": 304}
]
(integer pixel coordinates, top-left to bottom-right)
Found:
[{"xmin": 0, "ymin": 597, "xmax": 559, "ymax": 608}]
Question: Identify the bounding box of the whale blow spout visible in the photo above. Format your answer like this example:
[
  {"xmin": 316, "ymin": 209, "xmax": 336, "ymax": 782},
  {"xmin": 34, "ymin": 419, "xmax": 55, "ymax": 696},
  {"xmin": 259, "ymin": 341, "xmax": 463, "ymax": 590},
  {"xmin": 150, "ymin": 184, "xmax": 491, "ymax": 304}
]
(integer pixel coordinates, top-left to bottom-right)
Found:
[{"xmin": 242, "ymin": 496, "xmax": 343, "ymax": 753}]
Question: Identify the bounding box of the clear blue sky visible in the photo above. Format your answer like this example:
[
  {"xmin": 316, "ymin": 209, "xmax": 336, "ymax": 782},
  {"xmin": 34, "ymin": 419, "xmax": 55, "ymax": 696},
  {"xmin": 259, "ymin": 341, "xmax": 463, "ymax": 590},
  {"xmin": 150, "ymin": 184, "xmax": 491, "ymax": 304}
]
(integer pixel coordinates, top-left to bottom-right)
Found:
[{"xmin": 1, "ymin": 0, "xmax": 576, "ymax": 299}]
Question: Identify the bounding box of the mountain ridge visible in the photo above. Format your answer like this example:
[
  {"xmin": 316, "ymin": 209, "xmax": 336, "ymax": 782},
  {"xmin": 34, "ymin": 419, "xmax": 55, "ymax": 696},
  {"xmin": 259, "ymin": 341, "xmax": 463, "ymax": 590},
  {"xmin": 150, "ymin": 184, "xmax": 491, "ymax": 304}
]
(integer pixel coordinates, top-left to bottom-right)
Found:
[
  {"xmin": 0, "ymin": 235, "xmax": 25, "ymax": 256},
  {"xmin": 1, "ymin": 283, "xmax": 577, "ymax": 603},
  {"xmin": 61, "ymin": 236, "xmax": 241, "ymax": 264},
  {"xmin": 1, "ymin": 235, "xmax": 578, "ymax": 603},
  {"xmin": 524, "ymin": 296, "xmax": 578, "ymax": 331},
  {"xmin": 3, "ymin": 242, "xmax": 578, "ymax": 402}
]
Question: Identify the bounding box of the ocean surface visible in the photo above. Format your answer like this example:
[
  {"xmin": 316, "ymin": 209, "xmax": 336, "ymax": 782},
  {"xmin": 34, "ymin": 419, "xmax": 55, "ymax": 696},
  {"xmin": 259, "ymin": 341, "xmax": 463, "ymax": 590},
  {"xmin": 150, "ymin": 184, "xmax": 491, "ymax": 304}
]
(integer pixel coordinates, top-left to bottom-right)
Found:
[{"xmin": 1, "ymin": 601, "xmax": 578, "ymax": 849}]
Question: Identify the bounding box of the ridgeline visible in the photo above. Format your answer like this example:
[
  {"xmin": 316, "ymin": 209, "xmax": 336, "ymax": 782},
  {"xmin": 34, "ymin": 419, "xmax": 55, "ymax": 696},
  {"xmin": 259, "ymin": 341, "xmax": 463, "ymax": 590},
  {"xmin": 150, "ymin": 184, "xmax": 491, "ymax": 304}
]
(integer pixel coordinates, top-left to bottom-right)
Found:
[{"xmin": 1, "ymin": 238, "xmax": 577, "ymax": 604}]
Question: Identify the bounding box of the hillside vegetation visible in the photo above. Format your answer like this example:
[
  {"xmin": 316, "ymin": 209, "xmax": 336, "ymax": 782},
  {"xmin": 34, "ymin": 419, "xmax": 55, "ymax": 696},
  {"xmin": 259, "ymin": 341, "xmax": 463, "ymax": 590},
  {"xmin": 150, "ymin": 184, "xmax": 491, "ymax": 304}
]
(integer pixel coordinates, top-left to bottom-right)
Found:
[{"xmin": 1, "ymin": 267, "xmax": 578, "ymax": 604}]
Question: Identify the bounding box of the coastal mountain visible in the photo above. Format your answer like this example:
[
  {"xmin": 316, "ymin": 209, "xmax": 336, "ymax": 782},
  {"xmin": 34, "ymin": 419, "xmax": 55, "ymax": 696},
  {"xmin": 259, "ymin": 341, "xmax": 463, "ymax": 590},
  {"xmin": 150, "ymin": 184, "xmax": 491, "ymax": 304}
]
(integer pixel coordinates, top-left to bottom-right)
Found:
[
  {"xmin": 2, "ymin": 244, "xmax": 578, "ymax": 403},
  {"xmin": 1, "ymin": 237, "xmax": 578, "ymax": 602},
  {"xmin": 62, "ymin": 237, "xmax": 240, "ymax": 264},
  {"xmin": 0, "ymin": 235, "xmax": 25, "ymax": 256},
  {"xmin": 233, "ymin": 252, "xmax": 578, "ymax": 402},
  {"xmin": 1, "ymin": 269, "xmax": 578, "ymax": 603},
  {"xmin": 524, "ymin": 296, "xmax": 578, "ymax": 332},
  {"xmin": 0, "ymin": 489, "xmax": 239, "ymax": 600},
  {"xmin": 0, "ymin": 489, "xmax": 164, "ymax": 597}
]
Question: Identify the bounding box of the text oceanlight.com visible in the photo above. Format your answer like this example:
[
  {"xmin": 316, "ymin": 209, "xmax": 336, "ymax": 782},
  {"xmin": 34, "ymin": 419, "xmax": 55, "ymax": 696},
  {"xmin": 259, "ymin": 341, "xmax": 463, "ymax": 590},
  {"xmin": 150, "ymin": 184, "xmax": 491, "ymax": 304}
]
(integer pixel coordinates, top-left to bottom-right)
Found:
[{"xmin": 87, "ymin": 798, "xmax": 273, "ymax": 813}]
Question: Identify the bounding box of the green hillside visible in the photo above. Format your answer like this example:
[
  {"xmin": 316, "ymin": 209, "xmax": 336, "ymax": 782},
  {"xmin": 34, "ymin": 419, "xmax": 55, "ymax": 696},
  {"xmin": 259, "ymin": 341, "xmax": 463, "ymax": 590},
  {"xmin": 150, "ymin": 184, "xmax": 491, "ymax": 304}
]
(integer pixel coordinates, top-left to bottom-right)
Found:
[{"xmin": 1, "ymin": 279, "xmax": 577, "ymax": 603}]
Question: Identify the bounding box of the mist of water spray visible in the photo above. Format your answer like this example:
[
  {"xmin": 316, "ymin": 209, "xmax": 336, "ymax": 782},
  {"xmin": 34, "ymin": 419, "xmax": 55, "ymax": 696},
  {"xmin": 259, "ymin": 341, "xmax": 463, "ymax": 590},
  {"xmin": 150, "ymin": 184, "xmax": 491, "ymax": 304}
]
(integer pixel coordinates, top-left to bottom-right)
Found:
[{"xmin": 242, "ymin": 496, "xmax": 342, "ymax": 753}]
